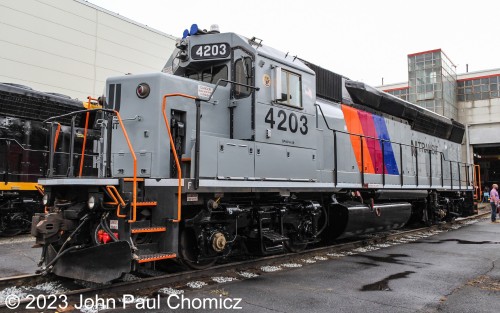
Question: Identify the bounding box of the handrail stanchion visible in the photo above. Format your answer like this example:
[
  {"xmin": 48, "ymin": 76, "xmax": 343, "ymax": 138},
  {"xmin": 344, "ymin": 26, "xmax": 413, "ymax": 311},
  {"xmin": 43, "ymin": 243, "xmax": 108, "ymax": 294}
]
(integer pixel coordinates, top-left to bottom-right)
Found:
[
  {"xmin": 440, "ymin": 153, "xmax": 444, "ymax": 187},
  {"xmin": 382, "ymin": 138, "xmax": 385, "ymax": 186},
  {"xmin": 465, "ymin": 164, "xmax": 469, "ymax": 187},
  {"xmin": 474, "ymin": 164, "xmax": 482, "ymax": 201},
  {"xmin": 400, "ymin": 144, "xmax": 403, "ymax": 186},
  {"xmin": 450, "ymin": 162, "xmax": 453, "ymax": 189},
  {"xmin": 429, "ymin": 149, "xmax": 432, "ymax": 187},
  {"xmin": 53, "ymin": 123, "xmax": 61, "ymax": 152},
  {"xmin": 415, "ymin": 147, "xmax": 419, "ymax": 186},
  {"xmin": 360, "ymin": 135, "xmax": 364, "ymax": 187},
  {"xmin": 78, "ymin": 111, "xmax": 90, "ymax": 177},
  {"xmin": 162, "ymin": 93, "xmax": 198, "ymax": 223},
  {"xmin": 112, "ymin": 111, "xmax": 138, "ymax": 223},
  {"xmin": 194, "ymin": 99, "xmax": 201, "ymax": 189},
  {"xmin": 333, "ymin": 130, "xmax": 337, "ymax": 187},
  {"xmin": 48, "ymin": 122, "xmax": 55, "ymax": 177},
  {"xmin": 68, "ymin": 116, "xmax": 76, "ymax": 177}
]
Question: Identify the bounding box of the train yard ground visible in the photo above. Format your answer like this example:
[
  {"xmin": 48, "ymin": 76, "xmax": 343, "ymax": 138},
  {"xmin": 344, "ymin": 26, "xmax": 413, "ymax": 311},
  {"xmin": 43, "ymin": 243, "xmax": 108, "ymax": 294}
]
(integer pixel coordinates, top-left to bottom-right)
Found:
[{"xmin": 0, "ymin": 204, "xmax": 499, "ymax": 312}]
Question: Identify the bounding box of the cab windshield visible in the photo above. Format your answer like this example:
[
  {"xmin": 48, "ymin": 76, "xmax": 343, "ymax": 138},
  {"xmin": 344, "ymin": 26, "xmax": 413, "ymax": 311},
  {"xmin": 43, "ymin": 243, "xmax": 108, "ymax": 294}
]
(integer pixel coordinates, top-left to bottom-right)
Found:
[{"xmin": 183, "ymin": 64, "xmax": 228, "ymax": 86}]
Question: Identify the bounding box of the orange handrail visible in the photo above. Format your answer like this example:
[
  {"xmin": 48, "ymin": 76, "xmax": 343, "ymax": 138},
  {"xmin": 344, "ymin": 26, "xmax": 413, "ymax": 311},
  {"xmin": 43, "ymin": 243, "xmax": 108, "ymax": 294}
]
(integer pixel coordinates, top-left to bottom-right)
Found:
[
  {"xmin": 78, "ymin": 111, "xmax": 90, "ymax": 177},
  {"xmin": 473, "ymin": 164, "xmax": 481, "ymax": 201},
  {"xmin": 85, "ymin": 96, "xmax": 101, "ymax": 109},
  {"xmin": 43, "ymin": 106, "xmax": 138, "ymax": 222},
  {"xmin": 106, "ymin": 185, "xmax": 127, "ymax": 218},
  {"xmin": 78, "ymin": 107, "xmax": 138, "ymax": 222},
  {"xmin": 162, "ymin": 93, "xmax": 197, "ymax": 223},
  {"xmin": 35, "ymin": 184, "xmax": 44, "ymax": 196},
  {"xmin": 53, "ymin": 123, "xmax": 61, "ymax": 152},
  {"xmin": 112, "ymin": 110, "xmax": 138, "ymax": 223}
]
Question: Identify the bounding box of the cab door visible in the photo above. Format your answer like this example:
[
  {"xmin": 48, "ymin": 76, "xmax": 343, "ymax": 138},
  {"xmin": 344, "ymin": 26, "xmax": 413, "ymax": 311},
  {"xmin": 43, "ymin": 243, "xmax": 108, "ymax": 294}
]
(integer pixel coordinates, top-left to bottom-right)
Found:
[
  {"xmin": 253, "ymin": 65, "xmax": 318, "ymax": 181},
  {"xmin": 231, "ymin": 48, "xmax": 254, "ymax": 140}
]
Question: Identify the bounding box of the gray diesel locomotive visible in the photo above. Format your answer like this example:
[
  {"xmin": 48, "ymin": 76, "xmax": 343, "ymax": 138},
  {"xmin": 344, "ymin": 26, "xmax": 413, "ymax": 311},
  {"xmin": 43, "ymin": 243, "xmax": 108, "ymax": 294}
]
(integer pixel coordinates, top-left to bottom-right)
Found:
[{"xmin": 32, "ymin": 25, "xmax": 474, "ymax": 283}]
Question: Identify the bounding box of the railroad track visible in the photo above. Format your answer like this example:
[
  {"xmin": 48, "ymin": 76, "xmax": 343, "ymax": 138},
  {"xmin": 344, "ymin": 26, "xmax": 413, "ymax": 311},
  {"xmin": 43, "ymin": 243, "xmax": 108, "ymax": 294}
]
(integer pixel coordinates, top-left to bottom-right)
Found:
[{"xmin": 0, "ymin": 211, "xmax": 489, "ymax": 312}]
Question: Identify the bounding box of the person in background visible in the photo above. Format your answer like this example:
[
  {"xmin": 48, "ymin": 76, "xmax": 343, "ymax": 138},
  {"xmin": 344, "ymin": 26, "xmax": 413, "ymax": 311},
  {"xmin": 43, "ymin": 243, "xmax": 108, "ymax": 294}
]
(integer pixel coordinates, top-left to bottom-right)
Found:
[{"xmin": 490, "ymin": 184, "xmax": 499, "ymax": 223}]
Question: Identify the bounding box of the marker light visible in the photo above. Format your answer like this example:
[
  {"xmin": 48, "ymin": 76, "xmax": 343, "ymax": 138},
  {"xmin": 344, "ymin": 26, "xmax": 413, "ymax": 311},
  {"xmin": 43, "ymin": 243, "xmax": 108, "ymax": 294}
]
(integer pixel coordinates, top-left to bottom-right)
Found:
[
  {"xmin": 176, "ymin": 39, "xmax": 188, "ymax": 50},
  {"xmin": 136, "ymin": 83, "xmax": 150, "ymax": 99}
]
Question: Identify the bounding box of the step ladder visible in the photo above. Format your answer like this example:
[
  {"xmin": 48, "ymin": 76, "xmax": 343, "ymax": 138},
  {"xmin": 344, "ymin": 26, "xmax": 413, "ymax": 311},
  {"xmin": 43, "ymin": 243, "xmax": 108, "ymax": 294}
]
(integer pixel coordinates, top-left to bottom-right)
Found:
[
  {"xmin": 137, "ymin": 253, "xmax": 176, "ymax": 263},
  {"xmin": 106, "ymin": 179, "xmax": 176, "ymax": 264},
  {"xmin": 258, "ymin": 211, "xmax": 289, "ymax": 254},
  {"xmin": 131, "ymin": 226, "xmax": 167, "ymax": 234}
]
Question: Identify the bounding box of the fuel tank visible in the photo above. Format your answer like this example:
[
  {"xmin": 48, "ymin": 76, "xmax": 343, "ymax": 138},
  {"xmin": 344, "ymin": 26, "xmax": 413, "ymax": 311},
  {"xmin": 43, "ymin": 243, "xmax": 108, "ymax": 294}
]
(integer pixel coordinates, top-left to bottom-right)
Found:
[{"xmin": 328, "ymin": 202, "xmax": 412, "ymax": 239}]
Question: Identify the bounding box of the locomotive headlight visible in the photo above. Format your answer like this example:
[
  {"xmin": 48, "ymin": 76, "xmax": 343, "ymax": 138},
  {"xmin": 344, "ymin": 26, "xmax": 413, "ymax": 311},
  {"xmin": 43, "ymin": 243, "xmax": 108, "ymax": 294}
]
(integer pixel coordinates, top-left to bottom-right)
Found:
[
  {"xmin": 88, "ymin": 195, "xmax": 96, "ymax": 210},
  {"xmin": 136, "ymin": 83, "xmax": 150, "ymax": 99},
  {"xmin": 178, "ymin": 50, "xmax": 189, "ymax": 61},
  {"xmin": 42, "ymin": 193, "xmax": 50, "ymax": 206}
]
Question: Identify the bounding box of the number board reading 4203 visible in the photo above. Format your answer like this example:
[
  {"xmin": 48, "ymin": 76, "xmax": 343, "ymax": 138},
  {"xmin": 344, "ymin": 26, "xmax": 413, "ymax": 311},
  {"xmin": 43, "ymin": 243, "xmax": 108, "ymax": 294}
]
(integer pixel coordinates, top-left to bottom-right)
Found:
[{"xmin": 191, "ymin": 43, "xmax": 230, "ymax": 60}]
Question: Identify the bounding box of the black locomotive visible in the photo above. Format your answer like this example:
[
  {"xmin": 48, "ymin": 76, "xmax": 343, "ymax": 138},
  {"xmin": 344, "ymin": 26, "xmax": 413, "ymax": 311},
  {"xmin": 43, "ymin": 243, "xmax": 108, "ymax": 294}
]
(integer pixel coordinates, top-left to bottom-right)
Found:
[{"xmin": 0, "ymin": 83, "xmax": 92, "ymax": 236}]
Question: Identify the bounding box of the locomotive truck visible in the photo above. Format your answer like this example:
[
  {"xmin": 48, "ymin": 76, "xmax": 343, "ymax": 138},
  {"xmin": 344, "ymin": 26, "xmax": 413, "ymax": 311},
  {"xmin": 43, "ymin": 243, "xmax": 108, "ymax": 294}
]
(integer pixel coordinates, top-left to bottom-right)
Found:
[{"xmin": 31, "ymin": 25, "xmax": 474, "ymax": 283}]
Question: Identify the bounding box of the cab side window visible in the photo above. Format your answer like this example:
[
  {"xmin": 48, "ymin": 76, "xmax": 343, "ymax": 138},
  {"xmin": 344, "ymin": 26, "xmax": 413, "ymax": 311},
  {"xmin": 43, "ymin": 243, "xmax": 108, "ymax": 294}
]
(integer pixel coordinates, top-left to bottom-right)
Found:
[
  {"xmin": 278, "ymin": 69, "xmax": 302, "ymax": 107},
  {"xmin": 234, "ymin": 57, "xmax": 252, "ymax": 99}
]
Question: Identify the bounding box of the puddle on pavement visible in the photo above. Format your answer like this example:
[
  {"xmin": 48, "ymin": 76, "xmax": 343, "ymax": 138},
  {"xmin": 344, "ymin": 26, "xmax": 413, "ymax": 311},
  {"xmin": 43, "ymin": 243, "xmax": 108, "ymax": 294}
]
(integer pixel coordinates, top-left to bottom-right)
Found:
[
  {"xmin": 356, "ymin": 262, "xmax": 378, "ymax": 267},
  {"xmin": 414, "ymin": 239, "xmax": 500, "ymax": 245},
  {"xmin": 360, "ymin": 254, "xmax": 410, "ymax": 265},
  {"xmin": 358, "ymin": 254, "xmax": 432, "ymax": 267},
  {"xmin": 443, "ymin": 239, "xmax": 500, "ymax": 244},
  {"xmin": 360, "ymin": 271, "xmax": 415, "ymax": 291}
]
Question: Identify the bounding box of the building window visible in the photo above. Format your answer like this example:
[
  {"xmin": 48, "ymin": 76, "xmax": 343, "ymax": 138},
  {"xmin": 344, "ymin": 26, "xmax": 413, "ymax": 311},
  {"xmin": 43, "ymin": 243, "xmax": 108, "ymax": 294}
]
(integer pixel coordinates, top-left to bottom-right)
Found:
[
  {"xmin": 277, "ymin": 69, "xmax": 302, "ymax": 107},
  {"xmin": 457, "ymin": 75, "xmax": 500, "ymax": 101},
  {"xmin": 385, "ymin": 88, "xmax": 409, "ymax": 101}
]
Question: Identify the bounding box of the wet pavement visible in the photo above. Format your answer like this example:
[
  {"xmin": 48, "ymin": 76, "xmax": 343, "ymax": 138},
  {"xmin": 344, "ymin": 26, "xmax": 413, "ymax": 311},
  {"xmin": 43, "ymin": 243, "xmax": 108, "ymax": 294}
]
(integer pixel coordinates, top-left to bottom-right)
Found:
[
  {"xmin": 1, "ymin": 207, "xmax": 500, "ymax": 313},
  {"xmin": 0, "ymin": 234, "xmax": 39, "ymax": 277},
  {"xmin": 124, "ymin": 214, "xmax": 500, "ymax": 313}
]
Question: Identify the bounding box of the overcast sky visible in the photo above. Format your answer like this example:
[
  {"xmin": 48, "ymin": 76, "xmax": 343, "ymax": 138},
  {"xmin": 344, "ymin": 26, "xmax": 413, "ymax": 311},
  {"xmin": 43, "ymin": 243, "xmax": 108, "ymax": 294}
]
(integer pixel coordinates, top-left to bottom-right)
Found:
[{"xmin": 88, "ymin": 0, "xmax": 500, "ymax": 87}]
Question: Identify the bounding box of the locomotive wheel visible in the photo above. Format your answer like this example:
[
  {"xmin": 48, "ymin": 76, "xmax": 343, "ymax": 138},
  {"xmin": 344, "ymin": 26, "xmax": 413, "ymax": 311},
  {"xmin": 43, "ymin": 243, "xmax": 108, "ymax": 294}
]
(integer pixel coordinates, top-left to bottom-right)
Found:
[
  {"xmin": 179, "ymin": 228, "xmax": 217, "ymax": 270},
  {"xmin": 0, "ymin": 213, "xmax": 31, "ymax": 237}
]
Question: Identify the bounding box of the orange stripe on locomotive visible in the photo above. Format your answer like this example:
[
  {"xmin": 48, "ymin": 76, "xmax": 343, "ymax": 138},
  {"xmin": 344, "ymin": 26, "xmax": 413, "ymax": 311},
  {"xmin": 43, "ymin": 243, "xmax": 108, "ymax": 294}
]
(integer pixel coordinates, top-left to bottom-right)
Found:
[{"xmin": 341, "ymin": 105, "xmax": 375, "ymax": 174}]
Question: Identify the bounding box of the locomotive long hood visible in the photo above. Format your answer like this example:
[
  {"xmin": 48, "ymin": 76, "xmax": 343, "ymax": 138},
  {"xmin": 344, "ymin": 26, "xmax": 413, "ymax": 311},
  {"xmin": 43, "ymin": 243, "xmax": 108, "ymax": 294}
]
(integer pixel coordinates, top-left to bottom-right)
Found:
[
  {"xmin": 344, "ymin": 80, "xmax": 465, "ymax": 144},
  {"xmin": 0, "ymin": 83, "xmax": 83, "ymax": 124}
]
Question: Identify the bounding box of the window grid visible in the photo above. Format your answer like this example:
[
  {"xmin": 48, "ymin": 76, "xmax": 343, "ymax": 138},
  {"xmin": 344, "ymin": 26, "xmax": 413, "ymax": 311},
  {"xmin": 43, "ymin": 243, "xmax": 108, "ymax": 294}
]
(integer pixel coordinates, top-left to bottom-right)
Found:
[
  {"xmin": 385, "ymin": 88, "xmax": 409, "ymax": 101},
  {"xmin": 407, "ymin": 50, "xmax": 457, "ymax": 119},
  {"xmin": 457, "ymin": 75, "xmax": 500, "ymax": 101}
]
